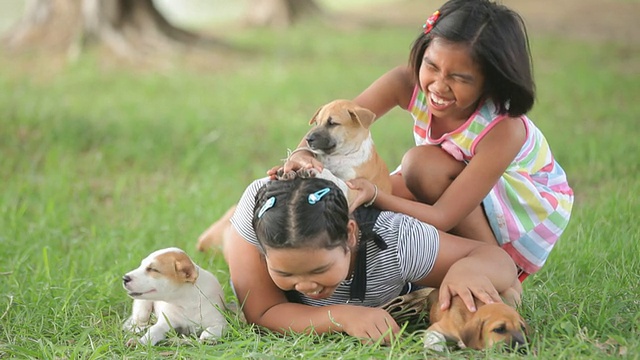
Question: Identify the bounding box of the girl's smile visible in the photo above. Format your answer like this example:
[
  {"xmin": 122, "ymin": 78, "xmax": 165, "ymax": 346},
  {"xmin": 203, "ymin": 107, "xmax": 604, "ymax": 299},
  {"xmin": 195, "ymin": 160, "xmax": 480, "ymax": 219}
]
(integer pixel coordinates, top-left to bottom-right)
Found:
[
  {"xmin": 419, "ymin": 37, "xmax": 485, "ymax": 130},
  {"xmin": 429, "ymin": 92, "xmax": 455, "ymax": 111},
  {"xmin": 264, "ymin": 245, "xmax": 352, "ymax": 299}
]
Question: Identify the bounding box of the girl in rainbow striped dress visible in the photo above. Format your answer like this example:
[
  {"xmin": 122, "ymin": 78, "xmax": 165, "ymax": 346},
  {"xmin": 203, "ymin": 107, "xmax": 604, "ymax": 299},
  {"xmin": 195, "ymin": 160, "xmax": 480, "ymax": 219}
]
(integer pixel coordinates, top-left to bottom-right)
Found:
[{"xmin": 283, "ymin": 0, "xmax": 574, "ymax": 292}]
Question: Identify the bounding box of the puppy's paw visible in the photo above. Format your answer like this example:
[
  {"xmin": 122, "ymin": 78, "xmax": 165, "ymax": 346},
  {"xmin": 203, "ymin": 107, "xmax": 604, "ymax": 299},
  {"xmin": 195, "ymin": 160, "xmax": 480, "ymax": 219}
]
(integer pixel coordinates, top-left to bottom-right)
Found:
[
  {"xmin": 200, "ymin": 324, "xmax": 226, "ymax": 343},
  {"xmin": 125, "ymin": 338, "xmax": 139, "ymax": 347},
  {"xmin": 423, "ymin": 330, "xmax": 448, "ymax": 352},
  {"xmin": 199, "ymin": 337, "xmax": 220, "ymax": 345},
  {"xmin": 276, "ymin": 168, "xmax": 297, "ymax": 181},
  {"xmin": 295, "ymin": 168, "xmax": 319, "ymax": 179},
  {"xmin": 123, "ymin": 317, "xmax": 149, "ymax": 333}
]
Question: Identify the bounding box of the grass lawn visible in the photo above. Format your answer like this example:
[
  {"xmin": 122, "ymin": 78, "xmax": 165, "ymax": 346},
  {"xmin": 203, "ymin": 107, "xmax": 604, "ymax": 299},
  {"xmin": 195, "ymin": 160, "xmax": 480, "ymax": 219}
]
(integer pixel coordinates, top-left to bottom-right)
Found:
[{"xmin": 1, "ymin": 5, "xmax": 639, "ymax": 360}]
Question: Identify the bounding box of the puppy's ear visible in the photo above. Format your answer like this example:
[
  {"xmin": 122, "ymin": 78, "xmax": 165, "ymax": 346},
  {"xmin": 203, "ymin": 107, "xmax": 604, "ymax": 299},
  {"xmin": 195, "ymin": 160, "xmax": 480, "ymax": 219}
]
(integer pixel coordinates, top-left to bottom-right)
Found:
[
  {"xmin": 520, "ymin": 319, "xmax": 531, "ymax": 340},
  {"xmin": 309, "ymin": 106, "xmax": 323, "ymax": 125},
  {"xmin": 175, "ymin": 258, "xmax": 198, "ymax": 283},
  {"xmin": 460, "ymin": 318, "xmax": 485, "ymax": 350},
  {"xmin": 522, "ymin": 318, "xmax": 531, "ymax": 336},
  {"xmin": 348, "ymin": 107, "xmax": 376, "ymax": 129}
]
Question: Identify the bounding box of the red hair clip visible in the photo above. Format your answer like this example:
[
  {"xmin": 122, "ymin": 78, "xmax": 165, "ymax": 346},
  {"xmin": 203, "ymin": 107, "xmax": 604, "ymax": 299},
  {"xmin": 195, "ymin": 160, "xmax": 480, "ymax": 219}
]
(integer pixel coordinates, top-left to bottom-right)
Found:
[{"xmin": 423, "ymin": 10, "xmax": 441, "ymax": 34}]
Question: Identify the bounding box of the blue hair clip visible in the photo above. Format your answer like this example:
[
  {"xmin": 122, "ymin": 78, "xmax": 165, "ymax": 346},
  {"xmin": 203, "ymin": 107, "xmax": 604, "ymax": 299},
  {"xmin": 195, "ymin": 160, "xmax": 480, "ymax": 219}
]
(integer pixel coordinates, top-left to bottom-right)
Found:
[
  {"xmin": 308, "ymin": 188, "xmax": 330, "ymax": 205},
  {"xmin": 257, "ymin": 196, "xmax": 276, "ymax": 218}
]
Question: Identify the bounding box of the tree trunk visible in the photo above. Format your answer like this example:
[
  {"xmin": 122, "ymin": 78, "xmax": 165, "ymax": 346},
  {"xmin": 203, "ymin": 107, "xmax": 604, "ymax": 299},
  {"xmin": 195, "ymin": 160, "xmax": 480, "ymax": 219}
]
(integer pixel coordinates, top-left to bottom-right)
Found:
[
  {"xmin": 2, "ymin": 0, "xmax": 219, "ymax": 62},
  {"xmin": 2, "ymin": 0, "xmax": 82, "ymax": 55},
  {"xmin": 246, "ymin": 0, "xmax": 323, "ymax": 28}
]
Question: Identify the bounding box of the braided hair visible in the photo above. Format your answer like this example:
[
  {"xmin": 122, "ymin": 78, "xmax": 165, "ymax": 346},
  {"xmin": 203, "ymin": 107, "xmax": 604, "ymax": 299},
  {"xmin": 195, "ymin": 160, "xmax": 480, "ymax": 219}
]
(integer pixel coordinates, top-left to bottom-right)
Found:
[
  {"xmin": 408, "ymin": 0, "xmax": 535, "ymax": 116},
  {"xmin": 252, "ymin": 177, "xmax": 350, "ymax": 252}
]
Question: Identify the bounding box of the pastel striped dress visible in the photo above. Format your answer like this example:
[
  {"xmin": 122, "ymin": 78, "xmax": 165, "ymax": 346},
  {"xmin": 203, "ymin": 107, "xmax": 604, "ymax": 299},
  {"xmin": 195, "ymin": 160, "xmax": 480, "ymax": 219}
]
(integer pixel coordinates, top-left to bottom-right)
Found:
[{"xmin": 408, "ymin": 88, "xmax": 574, "ymax": 274}]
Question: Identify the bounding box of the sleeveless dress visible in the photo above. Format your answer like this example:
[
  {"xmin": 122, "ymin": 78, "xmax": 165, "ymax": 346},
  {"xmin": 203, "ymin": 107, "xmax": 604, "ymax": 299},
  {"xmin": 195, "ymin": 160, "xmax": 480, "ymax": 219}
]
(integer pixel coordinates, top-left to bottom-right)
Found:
[{"xmin": 408, "ymin": 87, "xmax": 574, "ymax": 274}]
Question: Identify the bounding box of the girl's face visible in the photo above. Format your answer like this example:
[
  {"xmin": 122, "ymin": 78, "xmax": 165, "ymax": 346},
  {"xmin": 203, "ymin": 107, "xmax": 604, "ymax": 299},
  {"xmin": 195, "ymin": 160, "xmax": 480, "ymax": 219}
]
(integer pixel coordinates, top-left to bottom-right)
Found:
[
  {"xmin": 263, "ymin": 220, "xmax": 357, "ymax": 300},
  {"xmin": 419, "ymin": 37, "xmax": 485, "ymax": 122}
]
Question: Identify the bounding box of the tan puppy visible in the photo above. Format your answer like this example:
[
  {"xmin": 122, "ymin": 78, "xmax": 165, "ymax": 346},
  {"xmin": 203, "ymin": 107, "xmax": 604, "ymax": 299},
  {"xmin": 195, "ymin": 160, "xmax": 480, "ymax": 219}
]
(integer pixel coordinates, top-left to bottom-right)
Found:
[
  {"xmin": 196, "ymin": 99, "xmax": 391, "ymax": 252},
  {"xmin": 122, "ymin": 247, "xmax": 227, "ymax": 345},
  {"xmin": 304, "ymin": 99, "xmax": 392, "ymax": 203},
  {"xmin": 424, "ymin": 289, "xmax": 529, "ymax": 351}
]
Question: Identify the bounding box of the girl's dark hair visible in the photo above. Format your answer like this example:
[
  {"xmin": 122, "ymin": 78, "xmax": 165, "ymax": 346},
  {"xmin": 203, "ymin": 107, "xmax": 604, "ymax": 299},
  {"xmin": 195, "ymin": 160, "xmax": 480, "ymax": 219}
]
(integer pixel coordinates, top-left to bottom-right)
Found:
[
  {"xmin": 252, "ymin": 177, "xmax": 350, "ymax": 252},
  {"xmin": 408, "ymin": 0, "xmax": 535, "ymax": 116}
]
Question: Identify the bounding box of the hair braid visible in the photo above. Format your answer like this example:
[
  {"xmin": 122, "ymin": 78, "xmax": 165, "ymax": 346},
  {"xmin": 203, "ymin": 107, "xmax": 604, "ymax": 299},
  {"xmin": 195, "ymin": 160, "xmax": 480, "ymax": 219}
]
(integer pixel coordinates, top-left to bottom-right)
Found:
[{"xmin": 253, "ymin": 177, "xmax": 350, "ymax": 252}]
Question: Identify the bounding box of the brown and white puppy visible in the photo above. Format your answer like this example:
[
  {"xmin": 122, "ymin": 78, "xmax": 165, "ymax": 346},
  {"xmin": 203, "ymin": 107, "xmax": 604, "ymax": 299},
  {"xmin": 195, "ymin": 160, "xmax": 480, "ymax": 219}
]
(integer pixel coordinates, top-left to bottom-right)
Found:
[
  {"xmin": 122, "ymin": 247, "xmax": 227, "ymax": 346},
  {"xmin": 424, "ymin": 289, "xmax": 529, "ymax": 351},
  {"xmin": 196, "ymin": 99, "xmax": 391, "ymax": 252},
  {"xmin": 304, "ymin": 99, "xmax": 392, "ymax": 204}
]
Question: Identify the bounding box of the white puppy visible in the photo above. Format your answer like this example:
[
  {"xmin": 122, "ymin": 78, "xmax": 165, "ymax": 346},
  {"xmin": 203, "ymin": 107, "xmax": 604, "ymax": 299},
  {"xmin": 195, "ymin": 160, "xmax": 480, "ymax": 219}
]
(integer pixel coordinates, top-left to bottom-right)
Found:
[{"xmin": 122, "ymin": 247, "xmax": 227, "ymax": 345}]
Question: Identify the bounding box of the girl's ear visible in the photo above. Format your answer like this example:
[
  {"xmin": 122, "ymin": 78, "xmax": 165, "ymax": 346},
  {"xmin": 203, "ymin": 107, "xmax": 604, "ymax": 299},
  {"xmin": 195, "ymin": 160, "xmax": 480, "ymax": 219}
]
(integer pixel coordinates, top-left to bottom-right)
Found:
[{"xmin": 346, "ymin": 219, "xmax": 358, "ymax": 249}]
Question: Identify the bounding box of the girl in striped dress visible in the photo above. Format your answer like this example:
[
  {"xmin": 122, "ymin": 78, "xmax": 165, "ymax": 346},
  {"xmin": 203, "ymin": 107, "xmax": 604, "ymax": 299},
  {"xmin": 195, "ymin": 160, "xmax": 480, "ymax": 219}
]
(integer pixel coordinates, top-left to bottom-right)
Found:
[{"xmin": 282, "ymin": 0, "xmax": 574, "ymax": 282}]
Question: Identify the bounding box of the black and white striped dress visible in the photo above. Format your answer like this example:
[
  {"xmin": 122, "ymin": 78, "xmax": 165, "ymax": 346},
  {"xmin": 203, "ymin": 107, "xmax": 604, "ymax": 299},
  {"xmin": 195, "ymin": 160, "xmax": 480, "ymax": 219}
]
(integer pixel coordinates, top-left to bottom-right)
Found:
[{"xmin": 230, "ymin": 178, "xmax": 440, "ymax": 308}]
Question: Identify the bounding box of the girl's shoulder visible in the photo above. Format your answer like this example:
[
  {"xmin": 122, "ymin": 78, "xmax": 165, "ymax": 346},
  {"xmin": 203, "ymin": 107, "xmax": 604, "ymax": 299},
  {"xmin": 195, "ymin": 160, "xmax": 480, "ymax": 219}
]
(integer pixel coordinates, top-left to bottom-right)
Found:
[
  {"xmin": 375, "ymin": 211, "xmax": 439, "ymax": 244},
  {"xmin": 231, "ymin": 177, "xmax": 271, "ymax": 246},
  {"xmin": 239, "ymin": 177, "xmax": 270, "ymax": 206},
  {"xmin": 375, "ymin": 211, "xmax": 440, "ymax": 281}
]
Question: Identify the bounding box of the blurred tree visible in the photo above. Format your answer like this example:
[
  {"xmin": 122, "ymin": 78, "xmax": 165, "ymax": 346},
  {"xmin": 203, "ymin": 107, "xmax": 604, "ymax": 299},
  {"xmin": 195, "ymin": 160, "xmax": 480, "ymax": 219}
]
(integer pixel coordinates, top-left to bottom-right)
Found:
[
  {"xmin": 246, "ymin": 0, "xmax": 323, "ymax": 28},
  {"xmin": 2, "ymin": 0, "xmax": 220, "ymax": 61}
]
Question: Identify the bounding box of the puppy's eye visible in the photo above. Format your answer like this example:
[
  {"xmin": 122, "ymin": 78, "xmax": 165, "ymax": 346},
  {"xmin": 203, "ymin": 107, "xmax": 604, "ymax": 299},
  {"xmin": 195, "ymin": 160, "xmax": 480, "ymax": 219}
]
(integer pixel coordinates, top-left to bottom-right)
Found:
[
  {"xmin": 326, "ymin": 117, "xmax": 338, "ymax": 126},
  {"xmin": 146, "ymin": 267, "xmax": 160, "ymax": 273},
  {"xmin": 492, "ymin": 324, "xmax": 507, "ymax": 334}
]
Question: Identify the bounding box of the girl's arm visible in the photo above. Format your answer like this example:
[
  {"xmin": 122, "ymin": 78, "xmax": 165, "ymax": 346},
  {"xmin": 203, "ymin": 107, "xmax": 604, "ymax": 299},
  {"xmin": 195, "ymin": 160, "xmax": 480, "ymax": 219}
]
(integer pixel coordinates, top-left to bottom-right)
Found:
[
  {"xmin": 225, "ymin": 226, "xmax": 400, "ymax": 343},
  {"xmin": 350, "ymin": 117, "xmax": 526, "ymax": 231},
  {"xmin": 428, "ymin": 117, "xmax": 526, "ymax": 230},
  {"xmin": 353, "ymin": 65, "xmax": 415, "ymax": 117},
  {"xmin": 413, "ymin": 230, "xmax": 517, "ymax": 311}
]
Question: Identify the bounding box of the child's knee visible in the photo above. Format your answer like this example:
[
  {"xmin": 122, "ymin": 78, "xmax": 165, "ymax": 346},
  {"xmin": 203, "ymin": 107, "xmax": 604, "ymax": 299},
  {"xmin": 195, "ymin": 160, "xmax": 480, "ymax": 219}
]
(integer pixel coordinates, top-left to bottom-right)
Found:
[
  {"xmin": 502, "ymin": 277, "xmax": 523, "ymax": 307},
  {"xmin": 401, "ymin": 145, "xmax": 464, "ymax": 201}
]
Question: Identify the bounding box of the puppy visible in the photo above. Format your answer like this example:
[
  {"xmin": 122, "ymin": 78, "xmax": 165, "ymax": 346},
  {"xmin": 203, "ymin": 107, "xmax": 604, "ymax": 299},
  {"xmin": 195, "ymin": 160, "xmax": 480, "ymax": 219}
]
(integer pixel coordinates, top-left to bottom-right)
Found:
[
  {"xmin": 196, "ymin": 99, "xmax": 391, "ymax": 252},
  {"xmin": 424, "ymin": 289, "xmax": 529, "ymax": 351},
  {"xmin": 304, "ymin": 99, "xmax": 392, "ymax": 203},
  {"xmin": 122, "ymin": 247, "xmax": 227, "ymax": 345}
]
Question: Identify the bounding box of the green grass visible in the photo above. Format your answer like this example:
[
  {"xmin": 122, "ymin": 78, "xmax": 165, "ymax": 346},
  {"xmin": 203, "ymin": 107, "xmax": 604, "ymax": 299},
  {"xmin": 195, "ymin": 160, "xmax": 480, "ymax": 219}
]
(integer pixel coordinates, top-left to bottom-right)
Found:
[{"xmin": 1, "ymin": 14, "xmax": 639, "ymax": 360}]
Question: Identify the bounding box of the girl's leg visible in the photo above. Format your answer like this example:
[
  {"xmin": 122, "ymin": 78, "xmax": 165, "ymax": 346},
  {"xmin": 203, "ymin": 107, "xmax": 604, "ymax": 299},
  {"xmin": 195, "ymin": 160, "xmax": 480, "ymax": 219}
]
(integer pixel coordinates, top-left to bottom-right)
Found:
[
  {"xmin": 401, "ymin": 145, "xmax": 497, "ymax": 245},
  {"xmin": 400, "ymin": 146, "xmax": 523, "ymax": 303},
  {"xmin": 389, "ymin": 173, "xmax": 416, "ymax": 200},
  {"xmin": 196, "ymin": 204, "xmax": 237, "ymax": 252}
]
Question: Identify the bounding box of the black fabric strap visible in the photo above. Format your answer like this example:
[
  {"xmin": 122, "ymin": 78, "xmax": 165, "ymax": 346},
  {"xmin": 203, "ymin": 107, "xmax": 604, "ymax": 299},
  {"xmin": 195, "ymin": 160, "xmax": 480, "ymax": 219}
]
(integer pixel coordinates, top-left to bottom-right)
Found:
[{"xmin": 350, "ymin": 206, "xmax": 387, "ymax": 302}]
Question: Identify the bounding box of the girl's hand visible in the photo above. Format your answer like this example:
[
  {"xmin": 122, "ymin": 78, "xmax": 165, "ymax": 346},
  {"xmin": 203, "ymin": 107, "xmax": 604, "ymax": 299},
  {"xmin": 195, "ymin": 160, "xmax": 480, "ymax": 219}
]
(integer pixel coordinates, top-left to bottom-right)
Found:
[
  {"xmin": 335, "ymin": 306, "xmax": 400, "ymax": 345},
  {"xmin": 346, "ymin": 178, "xmax": 377, "ymax": 212},
  {"xmin": 267, "ymin": 150, "xmax": 323, "ymax": 179},
  {"xmin": 437, "ymin": 267, "xmax": 503, "ymax": 313}
]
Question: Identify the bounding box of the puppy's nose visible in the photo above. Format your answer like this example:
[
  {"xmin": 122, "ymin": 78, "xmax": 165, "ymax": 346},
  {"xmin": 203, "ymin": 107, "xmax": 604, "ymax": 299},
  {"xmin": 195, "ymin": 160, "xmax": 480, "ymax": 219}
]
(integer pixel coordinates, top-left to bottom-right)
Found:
[
  {"xmin": 306, "ymin": 134, "xmax": 316, "ymax": 146},
  {"xmin": 509, "ymin": 333, "xmax": 528, "ymax": 353},
  {"xmin": 122, "ymin": 275, "xmax": 132, "ymax": 284}
]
